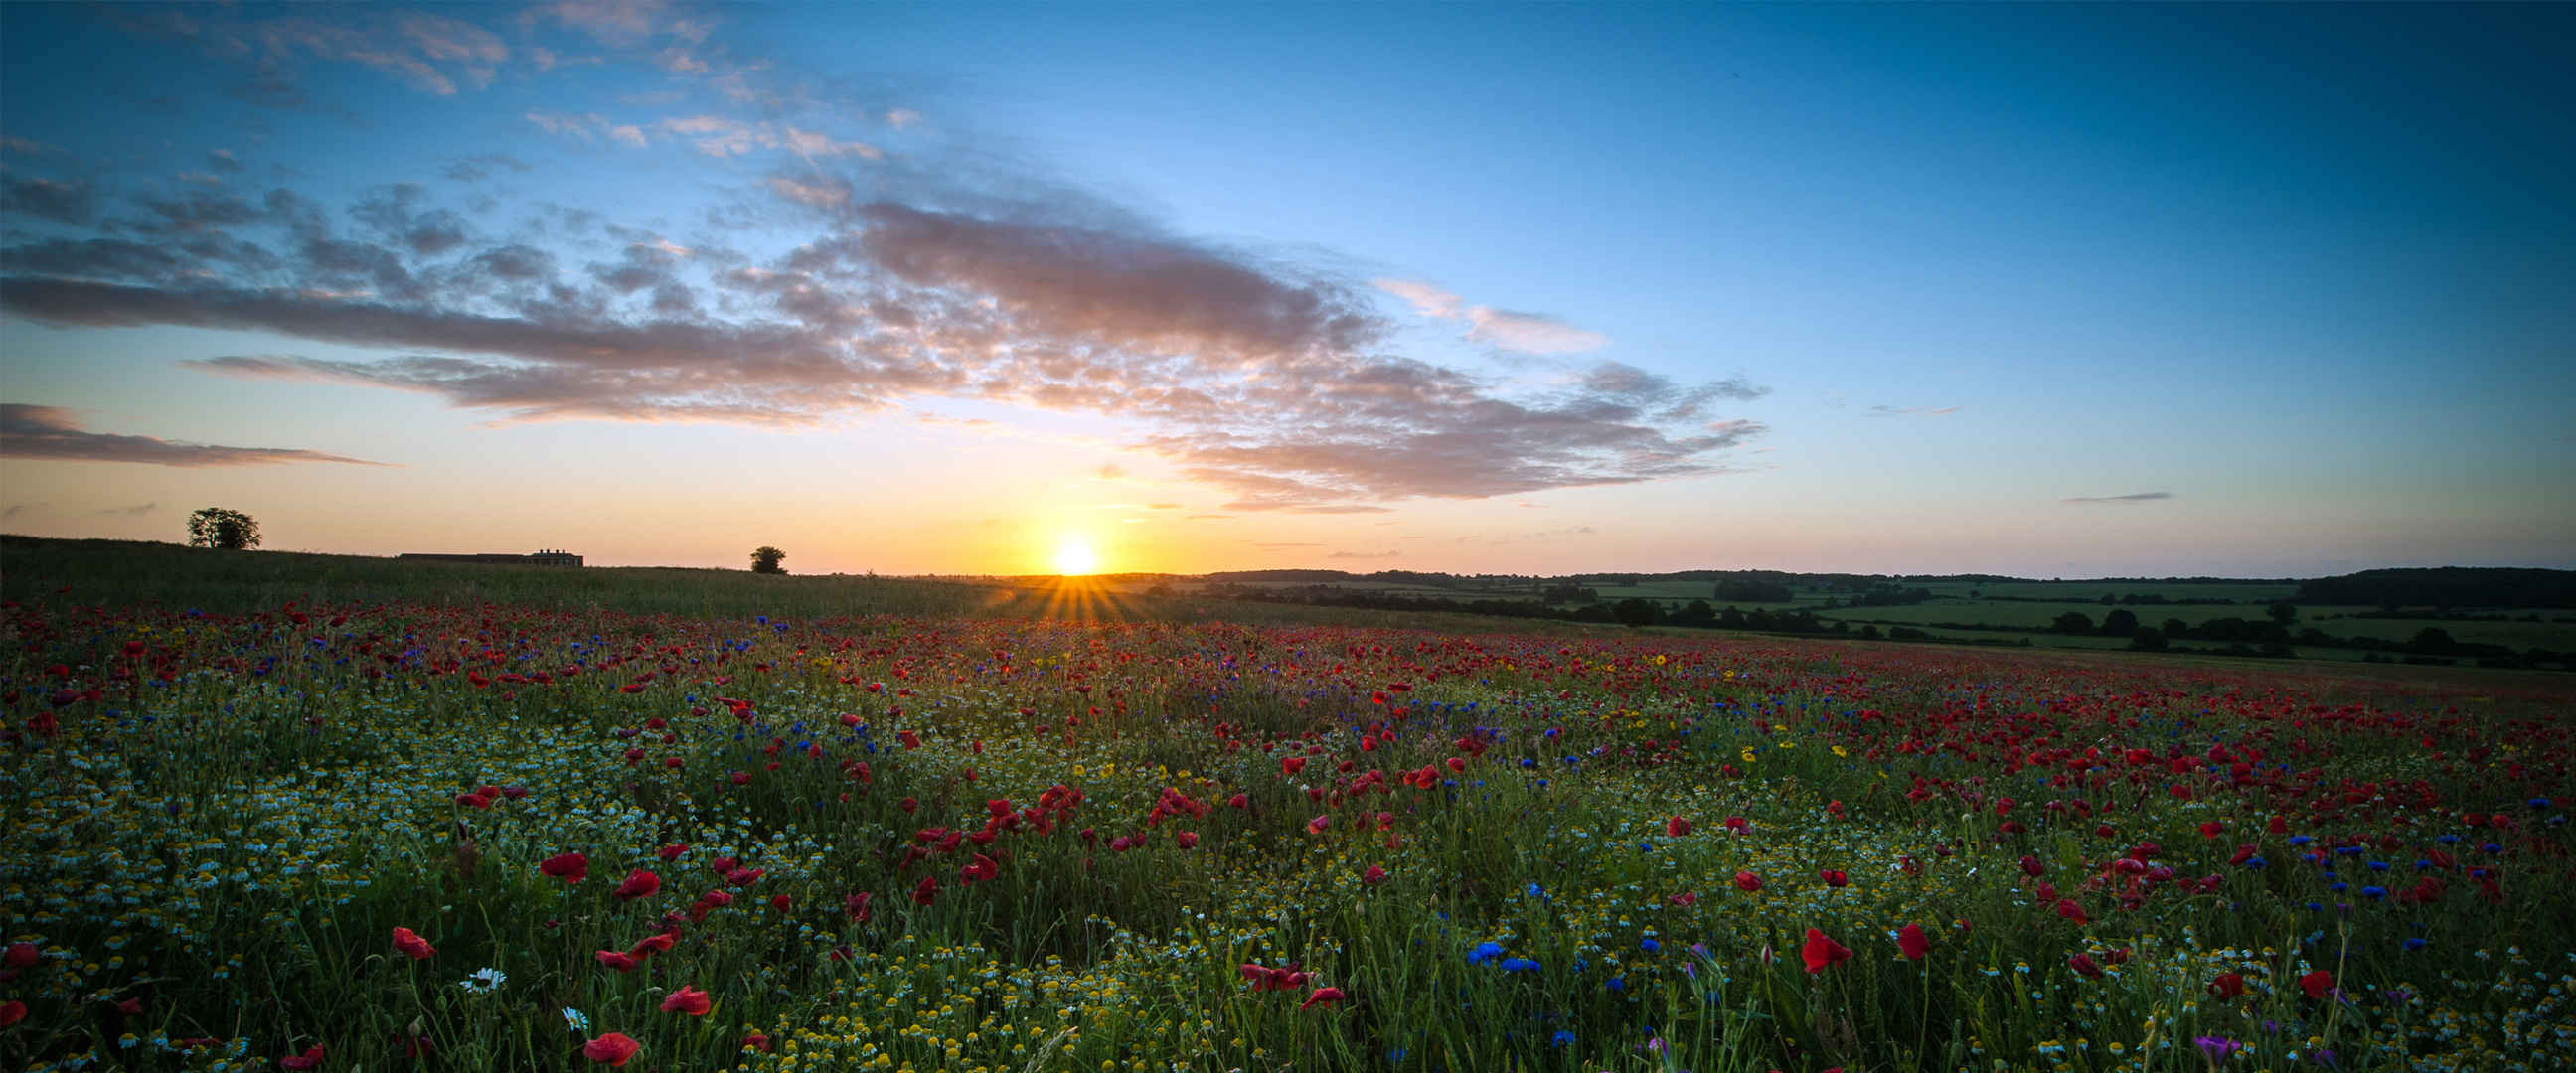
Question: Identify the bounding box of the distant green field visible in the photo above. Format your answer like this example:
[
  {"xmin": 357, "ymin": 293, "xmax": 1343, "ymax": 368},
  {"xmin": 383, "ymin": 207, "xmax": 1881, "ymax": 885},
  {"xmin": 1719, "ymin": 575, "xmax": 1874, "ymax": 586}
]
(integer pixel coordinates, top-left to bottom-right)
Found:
[
  {"xmin": 0, "ymin": 536, "xmax": 1635, "ymax": 637},
  {"xmin": 2297, "ymin": 612, "xmax": 2576, "ymax": 651}
]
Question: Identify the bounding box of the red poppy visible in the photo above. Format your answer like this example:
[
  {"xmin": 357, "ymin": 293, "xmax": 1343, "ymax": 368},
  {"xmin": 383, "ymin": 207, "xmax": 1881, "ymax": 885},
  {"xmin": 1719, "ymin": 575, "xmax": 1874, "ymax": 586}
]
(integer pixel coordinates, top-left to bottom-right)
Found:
[
  {"xmin": 3, "ymin": 942, "xmax": 36, "ymax": 969},
  {"xmin": 279, "ymin": 1044, "xmax": 325, "ymax": 1070},
  {"xmin": 661, "ymin": 985, "xmax": 713, "ymax": 1016},
  {"xmin": 913, "ymin": 875, "xmax": 939, "ymax": 905},
  {"xmin": 1817, "ymin": 869, "xmax": 1849, "ymax": 887},
  {"xmin": 1733, "ymin": 870, "xmax": 1762, "ymax": 892},
  {"xmin": 1897, "ymin": 923, "xmax": 1930, "ymax": 961},
  {"xmin": 742, "ymin": 1032, "xmax": 772, "ymax": 1052},
  {"xmin": 540, "ymin": 852, "xmax": 588, "ymax": 884},
  {"xmin": 391, "ymin": 926, "xmax": 435, "ymax": 960},
  {"xmin": 2070, "ymin": 953, "xmax": 2104, "ymax": 979},
  {"xmin": 1299, "ymin": 986, "xmax": 1347, "ymax": 1010},
  {"xmin": 595, "ymin": 950, "xmax": 641, "ymax": 973},
  {"xmin": 1307, "ymin": 815, "xmax": 1330, "ymax": 835},
  {"xmin": 2300, "ymin": 970, "xmax": 2334, "ymax": 999},
  {"xmin": 1664, "ymin": 816, "xmax": 1692, "ymax": 837},
  {"xmin": 1176, "ymin": 831, "xmax": 1200, "ymax": 849},
  {"xmin": 583, "ymin": 1032, "xmax": 642, "ymax": 1066},
  {"xmin": 2019, "ymin": 854, "xmax": 2043, "ymax": 877},
  {"xmin": 454, "ymin": 792, "xmax": 492, "ymax": 810},
  {"xmin": 1282, "ymin": 756, "xmax": 1307, "ymax": 776},
  {"xmin": 613, "ymin": 870, "xmax": 660, "ymax": 900},
  {"xmin": 898, "ymin": 730, "xmax": 921, "ymax": 749},
  {"xmin": 1363, "ymin": 864, "xmax": 1386, "ymax": 885},
  {"xmin": 628, "ymin": 932, "xmax": 675, "ymax": 958},
  {"xmin": 0, "ymin": 1000, "xmax": 21, "ymax": 1027},
  {"xmin": 961, "ymin": 854, "xmax": 999, "ymax": 883},
  {"xmin": 844, "ymin": 891, "xmax": 873, "ymax": 922},
  {"xmin": 2209, "ymin": 972, "xmax": 2246, "ymax": 999},
  {"xmin": 2054, "ymin": 898, "xmax": 2088, "ymax": 926},
  {"xmin": 769, "ymin": 893, "xmax": 792, "ymax": 913},
  {"xmin": 1800, "ymin": 928, "xmax": 1852, "ymax": 973}
]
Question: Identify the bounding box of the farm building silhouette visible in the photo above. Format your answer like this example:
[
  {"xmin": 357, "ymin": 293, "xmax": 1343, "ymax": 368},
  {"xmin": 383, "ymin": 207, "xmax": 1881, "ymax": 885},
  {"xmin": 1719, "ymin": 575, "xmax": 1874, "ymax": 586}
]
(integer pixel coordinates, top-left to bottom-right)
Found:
[{"xmin": 399, "ymin": 548, "xmax": 583, "ymax": 567}]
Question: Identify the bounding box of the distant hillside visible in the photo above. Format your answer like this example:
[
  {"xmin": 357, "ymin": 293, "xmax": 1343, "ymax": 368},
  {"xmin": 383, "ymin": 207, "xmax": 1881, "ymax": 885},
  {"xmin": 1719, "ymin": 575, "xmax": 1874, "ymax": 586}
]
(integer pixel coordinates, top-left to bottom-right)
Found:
[{"xmin": 2296, "ymin": 567, "xmax": 2576, "ymax": 610}]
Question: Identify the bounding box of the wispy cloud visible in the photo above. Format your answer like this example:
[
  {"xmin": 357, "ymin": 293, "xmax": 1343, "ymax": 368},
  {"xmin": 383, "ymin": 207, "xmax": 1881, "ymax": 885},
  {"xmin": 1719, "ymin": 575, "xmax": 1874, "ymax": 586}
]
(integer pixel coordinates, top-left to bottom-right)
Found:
[
  {"xmin": 0, "ymin": 404, "xmax": 388, "ymax": 467},
  {"xmin": 2061, "ymin": 491, "xmax": 2174, "ymax": 504},
  {"xmin": 1327, "ymin": 549, "xmax": 1399, "ymax": 559},
  {"xmin": 1374, "ymin": 278, "xmax": 1608, "ymax": 354},
  {"xmin": 97, "ymin": 502, "xmax": 159, "ymax": 517},
  {"xmin": 1866, "ymin": 404, "xmax": 1961, "ymax": 417},
  {"xmin": 1, "ymin": 502, "xmax": 43, "ymax": 520}
]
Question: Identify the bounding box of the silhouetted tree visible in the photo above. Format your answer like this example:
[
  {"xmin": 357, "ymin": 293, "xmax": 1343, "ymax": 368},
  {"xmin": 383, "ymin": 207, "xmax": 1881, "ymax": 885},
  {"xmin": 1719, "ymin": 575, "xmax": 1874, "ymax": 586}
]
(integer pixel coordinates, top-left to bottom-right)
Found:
[
  {"xmin": 750, "ymin": 546, "xmax": 787, "ymax": 574},
  {"xmin": 2051, "ymin": 611, "xmax": 2095, "ymax": 635},
  {"xmin": 2128, "ymin": 626, "xmax": 2167, "ymax": 652},
  {"xmin": 1613, "ymin": 598, "xmax": 1661, "ymax": 627},
  {"xmin": 2268, "ymin": 602, "xmax": 2299, "ymax": 625},
  {"xmin": 1669, "ymin": 599, "xmax": 1717, "ymax": 628},
  {"xmin": 187, "ymin": 508, "xmax": 260, "ymax": 550},
  {"xmin": 2100, "ymin": 609, "xmax": 2140, "ymax": 637}
]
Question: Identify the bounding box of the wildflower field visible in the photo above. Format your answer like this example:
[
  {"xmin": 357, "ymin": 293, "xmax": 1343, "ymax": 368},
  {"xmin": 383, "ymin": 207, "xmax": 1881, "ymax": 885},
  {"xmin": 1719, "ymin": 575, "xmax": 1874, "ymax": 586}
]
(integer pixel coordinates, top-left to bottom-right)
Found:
[{"xmin": 2, "ymin": 566, "xmax": 2572, "ymax": 1072}]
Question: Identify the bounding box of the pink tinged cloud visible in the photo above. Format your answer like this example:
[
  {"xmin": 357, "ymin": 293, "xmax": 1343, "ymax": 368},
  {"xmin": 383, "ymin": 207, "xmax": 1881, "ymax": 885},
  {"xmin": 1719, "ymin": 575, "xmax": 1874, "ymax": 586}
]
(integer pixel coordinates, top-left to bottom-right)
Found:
[{"xmin": 0, "ymin": 404, "xmax": 388, "ymax": 467}]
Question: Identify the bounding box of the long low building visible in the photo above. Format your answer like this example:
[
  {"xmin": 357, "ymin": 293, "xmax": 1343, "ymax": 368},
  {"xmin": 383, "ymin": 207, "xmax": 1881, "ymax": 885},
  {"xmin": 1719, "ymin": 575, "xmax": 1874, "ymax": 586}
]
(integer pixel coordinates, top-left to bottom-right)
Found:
[{"xmin": 399, "ymin": 549, "xmax": 583, "ymax": 567}]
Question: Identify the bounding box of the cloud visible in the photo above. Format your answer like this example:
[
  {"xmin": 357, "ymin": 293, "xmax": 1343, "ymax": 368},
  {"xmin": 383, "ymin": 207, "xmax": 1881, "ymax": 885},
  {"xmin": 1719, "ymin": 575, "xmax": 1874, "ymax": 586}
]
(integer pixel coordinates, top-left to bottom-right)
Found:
[
  {"xmin": 1375, "ymin": 278, "xmax": 1462, "ymax": 320},
  {"xmin": 0, "ymin": 404, "xmax": 389, "ymax": 467},
  {"xmin": 1373, "ymin": 277, "xmax": 1608, "ymax": 354},
  {"xmin": 3, "ymin": 121, "xmax": 1766, "ymax": 509},
  {"xmin": 443, "ymin": 154, "xmax": 530, "ymax": 182},
  {"xmin": 2061, "ymin": 491, "xmax": 2174, "ymax": 504},
  {"xmin": 1866, "ymin": 404, "xmax": 1961, "ymax": 417},
  {"xmin": 97, "ymin": 502, "xmax": 159, "ymax": 517},
  {"xmin": 1093, "ymin": 463, "xmax": 1127, "ymax": 480},
  {"xmin": 1327, "ymin": 549, "xmax": 1399, "ymax": 559},
  {"xmin": 1, "ymin": 176, "xmax": 96, "ymax": 225},
  {"xmin": 1463, "ymin": 307, "xmax": 1608, "ymax": 354},
  {"xmin": 1252, "ymin": 541, "xmax": 1322, "ymax": 549},
  {"xmin": 2, "ymin": 502, "xmax": 43, "ymax": 520},
  {"xmin": 207, "ymin": 149, "xmax": 243, "ymax": 172},
  {"xmin": 537, "ymin": 0, "xmax": 674, "ymax": 48},
  {"xmin": 526, "ymin": 110, "xmax": 648, "ymax": 147},
  {"xmin": 2, "ymin": 136, "xmax": 61, "ymax": 156}
]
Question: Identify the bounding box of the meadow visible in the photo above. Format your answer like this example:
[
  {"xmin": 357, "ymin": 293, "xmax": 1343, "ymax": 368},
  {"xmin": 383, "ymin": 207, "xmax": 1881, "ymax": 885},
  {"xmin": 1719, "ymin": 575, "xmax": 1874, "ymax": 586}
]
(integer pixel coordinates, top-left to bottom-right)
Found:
[{"xmin": 3, "ymin": 543, "xmax": 2573, "ymax": 1072}]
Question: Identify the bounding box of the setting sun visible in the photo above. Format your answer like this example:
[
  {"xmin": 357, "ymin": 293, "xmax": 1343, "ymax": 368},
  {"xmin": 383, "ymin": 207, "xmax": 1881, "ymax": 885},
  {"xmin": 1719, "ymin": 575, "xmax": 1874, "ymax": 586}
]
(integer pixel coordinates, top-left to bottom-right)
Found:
[{"xmin": 1053, "ymin": 537, "xmax": 1098, "ymax": 576}]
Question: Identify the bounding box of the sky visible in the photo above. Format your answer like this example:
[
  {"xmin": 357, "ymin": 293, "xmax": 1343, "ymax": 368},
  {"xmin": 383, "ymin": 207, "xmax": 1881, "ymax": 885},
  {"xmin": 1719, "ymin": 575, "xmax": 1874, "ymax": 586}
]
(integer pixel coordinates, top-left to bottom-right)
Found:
[{"xmin": 2, "ymin": 2, "xmax": 2570, "ymax": 578}]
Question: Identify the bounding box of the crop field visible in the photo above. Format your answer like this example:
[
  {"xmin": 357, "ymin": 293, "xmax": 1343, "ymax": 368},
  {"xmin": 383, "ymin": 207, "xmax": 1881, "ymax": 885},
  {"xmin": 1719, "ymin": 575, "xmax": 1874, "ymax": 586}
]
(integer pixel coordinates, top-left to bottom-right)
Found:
[{"xmin": 3, "ymin": 557, "xmax": 2573, "ymax": 1073}]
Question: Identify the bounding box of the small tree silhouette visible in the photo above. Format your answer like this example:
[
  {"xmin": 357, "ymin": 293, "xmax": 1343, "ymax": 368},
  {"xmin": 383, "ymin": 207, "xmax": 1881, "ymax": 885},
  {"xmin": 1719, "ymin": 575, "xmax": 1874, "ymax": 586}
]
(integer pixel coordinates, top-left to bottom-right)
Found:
[
  {"xmin": 187, "ymin": 507, "xmax": 261, "ymax": 549},
  {"xmin": 750, "ymin": 546, "xmax": 786, "ymax": 574}
]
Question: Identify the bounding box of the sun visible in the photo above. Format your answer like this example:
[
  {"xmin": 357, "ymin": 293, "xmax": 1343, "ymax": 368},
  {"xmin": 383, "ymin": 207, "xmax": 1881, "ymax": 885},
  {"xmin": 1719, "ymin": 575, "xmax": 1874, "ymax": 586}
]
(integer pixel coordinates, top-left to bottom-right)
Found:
[{"xmin": 1053, "ymin": 536, "xmax": 1098, "ymax": 576}]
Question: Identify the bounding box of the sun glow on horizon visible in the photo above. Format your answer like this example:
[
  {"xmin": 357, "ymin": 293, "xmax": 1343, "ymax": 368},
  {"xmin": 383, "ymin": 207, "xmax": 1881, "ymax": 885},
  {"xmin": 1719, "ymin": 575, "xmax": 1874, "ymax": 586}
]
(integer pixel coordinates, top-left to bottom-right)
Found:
[{"xmin": 1053, "ymin": 536, "xmax": 1098, "ymax": 576}]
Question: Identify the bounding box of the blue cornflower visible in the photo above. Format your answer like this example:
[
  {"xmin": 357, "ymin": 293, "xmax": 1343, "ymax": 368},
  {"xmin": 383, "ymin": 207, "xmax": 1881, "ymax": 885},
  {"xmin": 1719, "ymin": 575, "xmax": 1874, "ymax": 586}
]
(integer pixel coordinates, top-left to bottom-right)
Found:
[
  {"xmin": 1551, "ymin": 1030, "xmax": 1575, "ymax": 1047},
  {"xmin": 1500, "ymin": 958, "xmax": 1539, "ymax": 973},
  {"xmin": 1641, "ymin": 937, "xmax": 1661, "ymax": 953},
  {"xmin": 1468, "ymin": 942, "xmax": 1503, "ymax": 965}
]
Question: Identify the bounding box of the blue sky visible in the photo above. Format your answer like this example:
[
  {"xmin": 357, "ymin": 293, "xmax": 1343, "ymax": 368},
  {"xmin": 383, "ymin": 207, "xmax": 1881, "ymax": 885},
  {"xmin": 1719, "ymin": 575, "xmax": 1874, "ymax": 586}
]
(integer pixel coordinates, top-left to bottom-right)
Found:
[{"xmin": 2, "ymin": 2, "xmax": 2569, "ymax": 576}]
